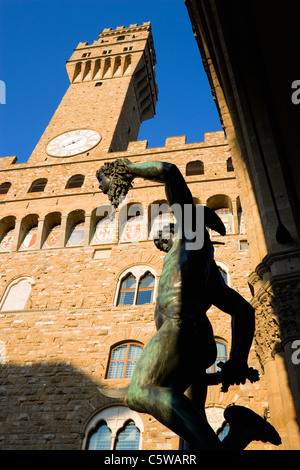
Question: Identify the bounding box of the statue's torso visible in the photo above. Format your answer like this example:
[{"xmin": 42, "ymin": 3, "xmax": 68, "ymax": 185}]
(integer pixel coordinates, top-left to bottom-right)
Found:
[{"xmin": 155, "ymin": 233, "xmax": 214, "ymax": 329}]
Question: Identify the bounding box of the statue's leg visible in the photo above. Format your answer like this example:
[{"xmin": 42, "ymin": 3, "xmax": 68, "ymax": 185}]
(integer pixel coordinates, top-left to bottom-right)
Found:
[{"xmin": 126, "ymin": 319, "xmax": 223, "ymax": 450}]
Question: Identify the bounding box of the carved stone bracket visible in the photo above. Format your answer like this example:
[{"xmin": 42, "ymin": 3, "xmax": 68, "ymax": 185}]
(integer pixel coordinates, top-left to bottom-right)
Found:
[
  {"xmin": 248, "ymin": 246, "xmax": 300, "ymax": 368},
  {"xmin": 252, "ymin": 292, "xmax": 281, "ymax": 370},
  {"xmin": 252, "ymin": 278, "xmax": 300, "ymax": 370}
]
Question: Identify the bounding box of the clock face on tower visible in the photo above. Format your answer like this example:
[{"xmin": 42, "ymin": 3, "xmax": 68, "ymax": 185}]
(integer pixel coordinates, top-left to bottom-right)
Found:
[{"xmin": 46, "ymin": 129, "xmax": 101, "ymax": 157}]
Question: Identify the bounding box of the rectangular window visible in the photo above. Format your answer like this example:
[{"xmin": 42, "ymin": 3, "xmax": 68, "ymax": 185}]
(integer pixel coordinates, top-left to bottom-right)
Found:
[{"xmin": 239, "ymin": 240, "xmax": 249, "ymax": 251}]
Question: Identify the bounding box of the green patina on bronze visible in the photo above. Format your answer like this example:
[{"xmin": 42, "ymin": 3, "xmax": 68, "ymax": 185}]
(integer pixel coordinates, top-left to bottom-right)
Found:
[{"xmin": 96, "ymin": 158, "xmax": 281, "ymax": 450}]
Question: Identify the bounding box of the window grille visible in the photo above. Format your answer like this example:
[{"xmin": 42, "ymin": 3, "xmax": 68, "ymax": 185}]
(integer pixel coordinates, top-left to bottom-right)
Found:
[{"xmin": 107, "ymin": 343, "xmax": 143, "ymax": 379}]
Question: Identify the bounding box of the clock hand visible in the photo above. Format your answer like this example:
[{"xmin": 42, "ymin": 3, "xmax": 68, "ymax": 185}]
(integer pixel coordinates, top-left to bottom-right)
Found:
[{"xmin": 62, "ymin": 138, "xmax": 83, "ymax": 148}]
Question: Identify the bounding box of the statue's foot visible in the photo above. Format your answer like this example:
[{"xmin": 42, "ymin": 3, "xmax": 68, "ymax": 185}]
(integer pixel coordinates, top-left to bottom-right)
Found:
[{"xmin": 224, "ymin": 405, "xmax": 281, "ymax": 446}]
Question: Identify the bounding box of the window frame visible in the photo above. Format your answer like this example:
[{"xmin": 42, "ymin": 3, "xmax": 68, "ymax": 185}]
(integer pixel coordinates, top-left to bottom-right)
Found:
[
  {"xmin": 106, "ymin": 342, "xmax": 143, "ymax": 379},
  {"xmin": 28, "ymin": 178, "xmax": 47, "ymax": 193},
  {"xmin": 114, "ymin": 266, "xmax": 157, "ymax": 306},
  {"xmin": 206, "ymin": 339, "xmax": 228, "ymax": 374},
  {"xmin": 186, "ymin": 160, "xmax": 204, "ymax": 176},
  {"xmin": 65, "ymin": 174, "xmax": 85, "ymax": 189},
  {"xmin": 117, "ymin": 274, "xmax": 137, "ymax": 306},
  {"xmin": 0, "ymin": 182, "xmax": 11, "ymax": 195},
  {"xmin": 226, "ymin": 157, "xmax": 234, "ymax": 172},
  {"xmin": 83, "ymin": 405, "xmax": 143, "ymax": 450},
  {"xmin": 136, "ymin": 272, "xmax": 155, "ymax": 305},
  {"xmin": 114, "ymin": 420, "xmax": 140, "ymax": 450},
  {"xmin": 0, "ymin": 276, "xmax": 35, "ymax": 311},
  {"xmin": 216, "ymin": 261, "xmax": 230, "ymax": 286}
]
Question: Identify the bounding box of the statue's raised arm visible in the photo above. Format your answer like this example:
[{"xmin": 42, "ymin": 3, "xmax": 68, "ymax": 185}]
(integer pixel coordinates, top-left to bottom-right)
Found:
[
  {"xmin": 96, "ymin": 158, "xmax": 193, "ymax": 208},
  {"xmin": 96, "ymin": 157, "xmax": 226, "ymax": 236}
]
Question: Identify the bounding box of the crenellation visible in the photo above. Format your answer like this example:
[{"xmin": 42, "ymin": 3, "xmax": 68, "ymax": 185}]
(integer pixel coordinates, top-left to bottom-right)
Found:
[{"xmin": 0, "ymin": 156, "xmax": 18, "ymax": 169}]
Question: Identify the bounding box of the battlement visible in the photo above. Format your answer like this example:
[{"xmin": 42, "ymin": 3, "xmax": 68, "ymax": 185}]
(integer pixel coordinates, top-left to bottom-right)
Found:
[
  {"xmin": 0, "ymin": 132, "xmax": 227, "ymax": 171},
  {"xmin": 75, "ymin": 22, "xmax": 153, "ymax": 49},
  {"xmin": 99, "ymin": 22, "xmax": 152, "ymax": 37},
  {"xmin": 0, "ymin": 156, "xmax": 18, "ymax": 169},
  {"xmin": 126, "ymin": 131, "xmax": 226, "ymax": 153}
]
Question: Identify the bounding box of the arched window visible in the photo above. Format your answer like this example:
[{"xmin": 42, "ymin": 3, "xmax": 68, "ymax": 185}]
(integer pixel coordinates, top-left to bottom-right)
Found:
[
  {"xmin": 84, "ymin": 406, "xmax": 143, "ymax": 450},
  {"xmin": 65, "ymin": 174, "xmax": 85, "ymax": 189},
  {"xmin": 28, "ymin": 178, "xmax": 47, "ymax": 193},
  {"xmin": 88, "ymin": 422, "xmax": 112, "ymax": 450},
  {"xmin": 137, "ymin": 273, "xmax": 155, "ymax": 305},
  {"xmin": 216, "ymin": 261, "xmax": 230, "ymax": 285},
  {"xmin": 227, "ymin": 157, "xmax": 234, "ymax": 172},
  {"xmin": 0, "ymin": 182, "xmax": 11, "ymax": 195},
  {"xmin": 0, "ymin": 277, "xmax": 34, "ymax": 311},
  {"xmin": 115, "ymin": 421, "xmax": 140, "ymax": 450},
  {"xmin": 206, "ymin": 339, "xmax": 228, "ymax": 374},
  {"xmin": 218, "ymin": 266, "xmax": 228, "ymax": 284},
  {"xmin": 116, "ymin": 266, "xmax": 156, "ymax": 306},
  {"xmin": 186, "ymin": 160, "xmax": 204, "ymax": 176},
  {"xmin": 206, "ymin": 195, "xmax": 234, "ymax": 235},
  {"xmin": 118, "ymin": 274, "xmax": 137, "ymax": 305},
  {"xmin": 107, "ymin": 343, "xmax": 143, "ymax": 379},
  {"xmin": 217, "ymin": 423, "xmax": 230, "ymax": 441}
]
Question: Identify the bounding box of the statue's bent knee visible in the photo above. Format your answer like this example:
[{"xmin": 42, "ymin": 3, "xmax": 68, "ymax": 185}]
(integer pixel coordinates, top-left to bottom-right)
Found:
[{"xmin": 126, "ymin": 385, "xmax": 138, "ymax": 410}]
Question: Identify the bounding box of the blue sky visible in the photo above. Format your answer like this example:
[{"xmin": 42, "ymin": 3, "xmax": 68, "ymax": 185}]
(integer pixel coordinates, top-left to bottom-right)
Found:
[{"xmin": 0, "ymin": 0, "xmax": 222, "ymax": 163}]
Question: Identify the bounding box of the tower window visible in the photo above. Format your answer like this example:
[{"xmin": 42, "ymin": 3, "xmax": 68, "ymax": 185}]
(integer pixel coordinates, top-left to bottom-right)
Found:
[
  {"xmin": 227, "ymin": 157, "xmax": 234, "ymax": 172},
  {"xmin": 102, "ymin": 49, "xmax": 112, "ymax": 55},
  {"xmin": 0, "ymin": 182, "xmax": 11, "ymax": 195},
  {"xmin": 28, "ymin": 178, "xmax": 47, "ymax": 193},
  {"xmin": 117, "ymin": 35, "xmax": 126, "ymax": 41},
  {"xmin": 107, "ymin": 343, "xmax": 143, "ymax": 379},
  {"xmin": 95, "ymin": 81, "xmax": 103, "ymax": 87},
  {"xmin": 65, "ymin": 174, "xmax": 85, "ymax": 189},
  {"xmin": 239, "ymin": 239, "xmax": 249, "ymax": 251},
  {"xmin": 186, "ymin": 160, "xmax": 204, "ymax": 176},
  {"xmin": 123, "ymin": 46, "xmax": 133, "ymax": 51},
  {"xmin": 82, "ymin": 52, "xmax": 91, "ymax": 58}
]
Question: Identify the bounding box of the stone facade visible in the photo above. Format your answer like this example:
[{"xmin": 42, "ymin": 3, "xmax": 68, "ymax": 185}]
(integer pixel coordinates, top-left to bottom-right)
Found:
[{"xmin": 0, "ymin": 23, "xmax": 281, "ymax": 450}]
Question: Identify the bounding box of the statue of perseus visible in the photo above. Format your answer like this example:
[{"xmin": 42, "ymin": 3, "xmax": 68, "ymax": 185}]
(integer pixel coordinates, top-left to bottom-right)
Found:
[{"xmin": 96, "ymin": 158, "xmax": 281, "ymax": 450}]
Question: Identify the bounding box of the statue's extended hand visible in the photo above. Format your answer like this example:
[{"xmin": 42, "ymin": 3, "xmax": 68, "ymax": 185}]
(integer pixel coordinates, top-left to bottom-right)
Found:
[
  {"xmin": 218, "ymin": 360, "xmax": 259, "ymax": 392},
  {"xmin": 206, "ymin": 360, "xmax": 259, "ymax": 392}
]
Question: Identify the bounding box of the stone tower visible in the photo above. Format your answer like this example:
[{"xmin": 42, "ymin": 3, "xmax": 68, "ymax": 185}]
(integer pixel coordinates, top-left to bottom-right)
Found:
[{"xmin": 28, "ymin": 22, "xmax": 158, "ymax": 165}]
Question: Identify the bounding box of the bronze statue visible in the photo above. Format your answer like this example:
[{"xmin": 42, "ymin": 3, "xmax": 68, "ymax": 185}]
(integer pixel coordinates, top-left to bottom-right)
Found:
[{"xmin": 96, "ymin": 158, "xmax": 281, "ymax": 450}]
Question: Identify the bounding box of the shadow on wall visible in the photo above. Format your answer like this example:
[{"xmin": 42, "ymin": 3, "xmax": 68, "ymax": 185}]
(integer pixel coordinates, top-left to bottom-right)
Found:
[{"xmin": 0, "ymin": 362, "xmax": 121, "ymax": 450}]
